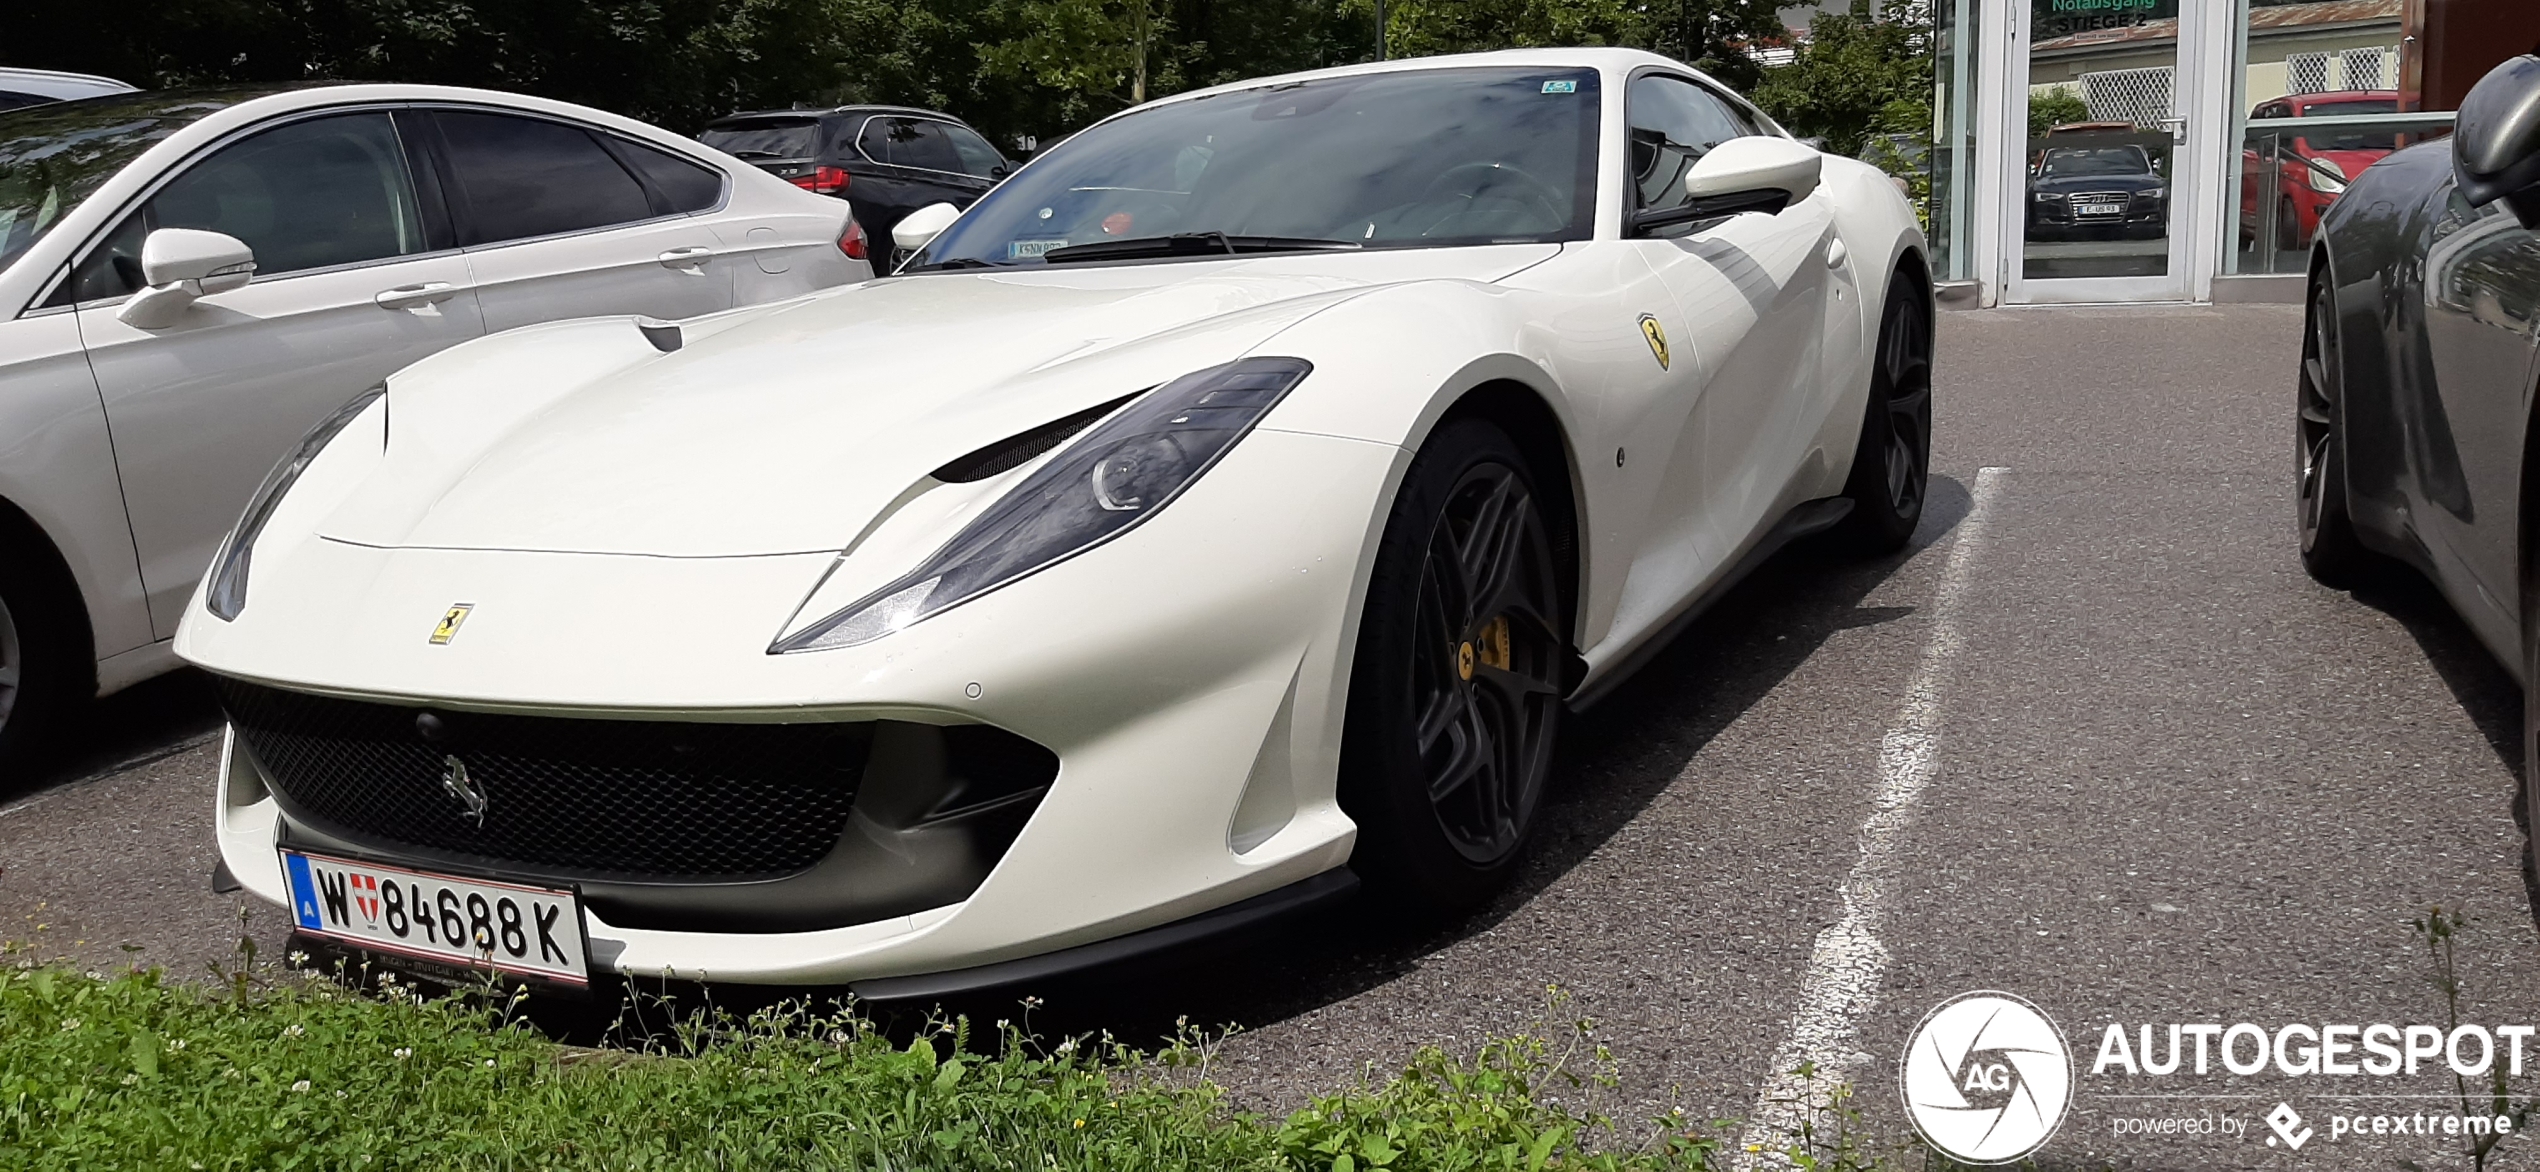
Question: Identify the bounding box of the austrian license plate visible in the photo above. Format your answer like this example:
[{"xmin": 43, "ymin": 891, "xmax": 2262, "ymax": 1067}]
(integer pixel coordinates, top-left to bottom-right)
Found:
[
  {"xmin": 281, "ymin": 850, "xmax": 588, "ymax": 986},
  {"xmin": 2077, "ymin": 203, "xmax": 2125, "ymax": 216}
]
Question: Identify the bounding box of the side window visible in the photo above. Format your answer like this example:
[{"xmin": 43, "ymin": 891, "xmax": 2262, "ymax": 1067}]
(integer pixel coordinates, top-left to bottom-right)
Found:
[
  {"xmin": 607, "ymin": 137, "xmax": 725, "ymax": 213},
  {"xmin": 858, "ymin": 117, "xmax": 962, "ymax": 173},
  {"xmin": 63, "ymin": 111, "xmax": 424, "ymax": 302},
  {"xmin": 1628, "ymin": 75, "xmax": 1761, "ymax": 212},
  {"xmin": 942, "ymin": 123, "xmax": 1007, "ymax": 178},
  {"xmin": 432, "ymin": 111, "xmax": 656, "ymax": 245}
]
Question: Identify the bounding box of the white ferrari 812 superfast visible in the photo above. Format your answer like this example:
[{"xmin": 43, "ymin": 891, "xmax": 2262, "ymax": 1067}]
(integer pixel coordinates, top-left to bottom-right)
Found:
[{"xmin": 178, "ymin": 48, "xmax": 1933, "ymax": 998}]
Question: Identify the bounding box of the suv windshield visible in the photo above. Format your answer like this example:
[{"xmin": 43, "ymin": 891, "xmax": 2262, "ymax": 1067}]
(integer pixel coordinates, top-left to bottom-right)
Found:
[
  {"xmin": 914, "ymin": 65, "xmax": 1600, "ymax": 269},
  {"xmin": 0, "ymin": 90, "xmax": 249, "ymax": 279}
]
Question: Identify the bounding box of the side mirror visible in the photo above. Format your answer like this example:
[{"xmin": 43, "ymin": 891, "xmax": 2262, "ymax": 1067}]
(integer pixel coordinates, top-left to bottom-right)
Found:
[
  {"xmin": 892, "ymin": 202, "xmax": 961, "ymax": 254},
  {"xmin": 2454, "ymin": 53, "xmax": 2540, "ymax": 227},
  {"xmin": 1633, "ymin": 137, "xmax": 1825, "ymax": 235},
  {"xmin": 117, "ymin": 228, "xmax": 256, "ymax": 329}
]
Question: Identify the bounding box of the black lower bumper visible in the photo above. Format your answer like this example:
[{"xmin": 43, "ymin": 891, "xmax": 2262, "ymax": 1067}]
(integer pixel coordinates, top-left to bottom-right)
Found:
[{"xmin": 847, "ymin": 867, "xmax": 1359, "ymax": 1002}]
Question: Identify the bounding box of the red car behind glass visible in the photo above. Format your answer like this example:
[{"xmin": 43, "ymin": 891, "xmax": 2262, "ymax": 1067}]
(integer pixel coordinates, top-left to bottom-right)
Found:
[{"xmin": 2240, "ymin": 90, "xmax": 2400, "ymax": 250}]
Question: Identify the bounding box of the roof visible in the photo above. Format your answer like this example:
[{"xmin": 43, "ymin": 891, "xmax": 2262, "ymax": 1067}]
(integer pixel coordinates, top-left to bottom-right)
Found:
[{"xmin": 2033, "ymin": 0, "xmax": 2399, "ymax": 55}]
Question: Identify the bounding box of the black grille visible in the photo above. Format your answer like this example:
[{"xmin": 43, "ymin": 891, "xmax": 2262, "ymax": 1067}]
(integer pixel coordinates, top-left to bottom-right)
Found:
[{"xmin": 218, "ymin": 679, "xmax": 871, "ymax": 879}]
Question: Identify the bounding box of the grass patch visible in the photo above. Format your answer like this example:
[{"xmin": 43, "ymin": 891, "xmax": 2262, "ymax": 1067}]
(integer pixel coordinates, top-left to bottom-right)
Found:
[{"xmin": 0, "ymin": 957, "xmax": 1904, "ymax": 1170}]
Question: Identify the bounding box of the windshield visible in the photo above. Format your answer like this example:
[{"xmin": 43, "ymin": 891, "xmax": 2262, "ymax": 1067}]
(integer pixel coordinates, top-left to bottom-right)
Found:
[
  {"xmin": 0, "ymin": 91, "xmax": 245, "ymax": 278},
  {"xmin": 700, "ymin": 120, "xmax": 820, "ymax": 160},
  {"xmin": 2296, "ymin": 100, "xmax": 2401, "ymax": 153},
  {"xmin": 915, "ymin": 65, "xmax": 1600, "ymax": 269},
  {"xmin": 2040, "ymin": 147, "xmax": 2151, "ymax": 177}
]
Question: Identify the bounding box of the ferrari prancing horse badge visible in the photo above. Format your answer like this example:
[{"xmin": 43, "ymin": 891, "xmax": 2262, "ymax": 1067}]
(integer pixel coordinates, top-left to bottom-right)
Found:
[
  {"xmin": 430, "ymin": 603, "xmax": 474, "ymax": 645},
  {"xmin": 1638, "ymin": 313, "xmax": 1669, "ymax": 370}
]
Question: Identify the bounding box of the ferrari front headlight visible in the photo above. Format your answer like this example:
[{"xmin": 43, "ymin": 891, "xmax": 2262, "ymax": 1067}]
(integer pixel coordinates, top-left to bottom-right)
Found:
[
  {"xmin": 203, "ymin": 384, "xmax": 385, "ymax": 621},
  {"xmin": 771, "ymin": 356, "xmax": 1313, "ymax": 653}
]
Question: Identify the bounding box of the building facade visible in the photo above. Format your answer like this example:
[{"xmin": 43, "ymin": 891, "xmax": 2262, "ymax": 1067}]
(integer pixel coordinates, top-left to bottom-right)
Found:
[{"xmin": 1925, "ymin": 0, "xmax": 2536, "ymax": 305}]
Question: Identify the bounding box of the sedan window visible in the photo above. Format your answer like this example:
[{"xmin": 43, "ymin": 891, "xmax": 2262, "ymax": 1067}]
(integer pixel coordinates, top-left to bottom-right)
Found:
[
  {"xmin": 607, "ymin": 137, "xmax": 724, "ymax": 214},
  {"xmin": 432, "ymin": 110, "xmax": 657, "ymax": 245},
  {"xmin": 63, "ymin": 110, "xmax": 425, "ymax": 302}
]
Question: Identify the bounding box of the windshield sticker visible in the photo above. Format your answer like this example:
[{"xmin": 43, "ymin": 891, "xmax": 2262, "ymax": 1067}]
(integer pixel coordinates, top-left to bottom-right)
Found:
[
  {"xmin": 1541, "ymin": 80, "xmax": 1577, "ymax": 94},
  {"xmin": 1007, "ymin": 238, "xmax": 1069, "ymax": 259}
]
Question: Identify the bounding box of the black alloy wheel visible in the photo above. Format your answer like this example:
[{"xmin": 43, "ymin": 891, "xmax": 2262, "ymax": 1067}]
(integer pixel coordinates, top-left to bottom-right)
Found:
[
  {"xmin": 1340, "ymin": 418, "xmax": 1567, "ymax": 913},
  {"xmin": 1837, "ymin": 277, "xmax": 1934, "ymax": 554},
  {"xmin": 2297, "ymin": 280, "xmax": 2369, "ymax": 585}
]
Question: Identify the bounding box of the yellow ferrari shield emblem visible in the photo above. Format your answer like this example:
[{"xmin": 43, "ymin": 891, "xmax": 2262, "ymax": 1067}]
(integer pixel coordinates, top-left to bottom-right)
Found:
[
  {"xmin": 1638, "ymin": 313, "xmax": 1670, "ymax": 370},
  {"xmin": 429, "ymin": 603, "xmax": 474, "ymax": 645}
]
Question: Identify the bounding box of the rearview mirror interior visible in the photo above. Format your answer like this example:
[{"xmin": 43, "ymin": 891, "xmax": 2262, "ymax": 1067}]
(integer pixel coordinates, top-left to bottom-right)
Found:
[
  {"xmin": 892, "ymin": 202, "xmax": 962, "ymax": 255},
  {"xmin": 1633, "ymin": 136, "xmax": 1824, "ymax": 236},
  {"xmin": 118, "ymin": 228, "xmax": 257, "ymax": 329},
  {"xmin": 2454, "ymin": 53, "xmax": 2540, "ymax": 228}
]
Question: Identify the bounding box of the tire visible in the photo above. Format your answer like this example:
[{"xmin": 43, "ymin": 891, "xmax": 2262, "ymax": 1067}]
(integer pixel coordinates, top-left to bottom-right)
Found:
[
  {"xmin": 2523, "ymin": 563, "xmax": 2540, "ymax": 925},
  {"xmin": 1338, "ymin": 417, "xmax": 1568, "ymax": 915},
  {"xmin": 2297, "ymin": 280, "xmax": 2370, "ymax": 587},
  {"xmin": 0, "ymin": 546, "xmax": 84, "ymax": 784},
  {"xmin": 2277, "ymin": 197, "xmax": 2304, "ymax": 252},
  {"xmin": 1835, "ymin": 276, "xmax": 1934, "ymax": 555}
]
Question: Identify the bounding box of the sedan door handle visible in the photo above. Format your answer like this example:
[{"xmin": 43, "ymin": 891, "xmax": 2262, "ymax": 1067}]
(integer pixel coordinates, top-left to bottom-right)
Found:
[
  {"xmin": 375, "ymin": 282, "xmax": 461, "ymax": 310},
  {"xmin": 658, "ymin": 247, "xmax": 713, "ymax": 271}
]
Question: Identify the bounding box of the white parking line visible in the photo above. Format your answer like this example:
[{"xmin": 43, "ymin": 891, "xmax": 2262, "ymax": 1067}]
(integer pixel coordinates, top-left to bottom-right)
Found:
[{"xmin": 1738, "ymin": 466, "xmax": 2007, "ymax": 1165}]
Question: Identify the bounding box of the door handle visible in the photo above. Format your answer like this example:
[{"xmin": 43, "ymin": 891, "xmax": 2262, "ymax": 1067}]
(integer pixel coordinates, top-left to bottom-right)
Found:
[
  {"xmin": 1825, "ymin": 238, "xmax": 1849, "ymax": 269},
  {"xmin": 374, "ymin": 282, "xmax": 460, "ymax": 310},
  {"xmin": 658, "ymin": 247, "xmax": 713, "ymax": 271}
]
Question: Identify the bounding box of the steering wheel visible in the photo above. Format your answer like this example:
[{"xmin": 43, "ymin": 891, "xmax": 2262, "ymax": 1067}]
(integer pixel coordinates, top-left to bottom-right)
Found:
[{"xmin": 1418, "ymin": 162, "xmax": 1568, "ymax": 229}]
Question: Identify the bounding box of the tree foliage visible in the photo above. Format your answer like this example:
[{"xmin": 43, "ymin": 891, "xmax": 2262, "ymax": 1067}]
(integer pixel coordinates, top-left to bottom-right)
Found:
[{"xmin": 1, "ymin": 0, "xmax": 1937, "ymax": 161}]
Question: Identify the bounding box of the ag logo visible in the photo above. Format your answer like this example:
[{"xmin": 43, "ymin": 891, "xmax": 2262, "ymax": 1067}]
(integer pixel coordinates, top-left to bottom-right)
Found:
[
  {"xmin": 1637, "ymin": 313, "xmax": 1670, "ymax": 370},
  {"xmin": 1900, "ymin": 991, "xmax": 2071, "ymax": 1164},
  {"xmin": 430, "ymin": 602, "xmax": 474, "ymax": 645}
]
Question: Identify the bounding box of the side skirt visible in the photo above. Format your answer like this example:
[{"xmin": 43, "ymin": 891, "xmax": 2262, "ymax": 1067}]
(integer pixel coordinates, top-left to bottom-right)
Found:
[{"xmin": 1564, "ymin": 496, "xmax": 1854, "ymax": 713}]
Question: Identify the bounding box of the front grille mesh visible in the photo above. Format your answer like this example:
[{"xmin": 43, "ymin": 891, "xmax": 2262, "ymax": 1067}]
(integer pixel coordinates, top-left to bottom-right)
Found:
[{"xmin": 217, "ymin": 679, "xmax": 870, "ymax": 879}]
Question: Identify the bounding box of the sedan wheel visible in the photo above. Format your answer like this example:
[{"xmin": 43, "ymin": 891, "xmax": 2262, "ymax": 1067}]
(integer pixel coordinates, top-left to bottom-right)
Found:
[
  {"xmin": 1342, "ymin": 418, "xmax": 1566, "ymax": 913},
  {"xmin": 2297, "ymin": 281, "xmax": 2368, "ymax": 585}
]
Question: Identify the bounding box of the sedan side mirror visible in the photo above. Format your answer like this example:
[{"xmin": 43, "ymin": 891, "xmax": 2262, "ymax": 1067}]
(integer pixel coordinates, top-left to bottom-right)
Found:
[
  {"xmin": 892, "ymin": 202, "xmax": 962, "ymax": 254},
  {"xmin": 1633, "ymin": 137, "xmax": 1825, "ymax": 235},
  {"xmin": 117, "ymin": 228, "xmax": 256, "ymax": 329},
  {"xmin": 2454, "ymin": 53, "xmax": 2540, "ymax": 228}
]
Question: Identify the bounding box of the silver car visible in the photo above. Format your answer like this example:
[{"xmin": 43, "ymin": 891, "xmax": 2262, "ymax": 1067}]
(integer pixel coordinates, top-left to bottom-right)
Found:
[{"xmin": 0, "ymin": 84, "xmax": 872, "ymax": 775}]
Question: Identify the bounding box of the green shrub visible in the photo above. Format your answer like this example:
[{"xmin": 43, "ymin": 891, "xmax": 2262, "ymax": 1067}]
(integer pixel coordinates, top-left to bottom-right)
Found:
[{"xmin": 0, "ymin": 960, "xmax": 1901, "ymax": 1171}]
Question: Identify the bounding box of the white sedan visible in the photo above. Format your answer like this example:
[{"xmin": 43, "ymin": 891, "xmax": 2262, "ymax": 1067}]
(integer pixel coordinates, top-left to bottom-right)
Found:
[
  {"xmin": 0, "ymin": 84, "xmax": 868, "ymax": 774},
  {"xmin": 179, "ymin": 49, "xmax": 1931, "ymax": 997}
]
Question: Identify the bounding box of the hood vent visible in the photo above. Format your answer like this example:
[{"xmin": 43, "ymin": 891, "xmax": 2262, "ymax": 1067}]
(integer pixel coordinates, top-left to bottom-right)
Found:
[{"xmin": 930, "ymin": 393, "xmax": 1136, "ymax": 483}]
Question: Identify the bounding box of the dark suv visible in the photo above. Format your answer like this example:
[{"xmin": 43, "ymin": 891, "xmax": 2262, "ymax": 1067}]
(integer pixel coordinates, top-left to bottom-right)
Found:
[{"xmin": 700, "ymin": 106, "xmax": 1010, "ymax": 257}]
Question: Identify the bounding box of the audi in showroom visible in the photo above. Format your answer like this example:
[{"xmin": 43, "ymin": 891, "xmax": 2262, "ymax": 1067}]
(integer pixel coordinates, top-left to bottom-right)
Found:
[
  {"xmin": 178, "ymin": 49, "xmax": 1934, "ymax": 997},
  {"xmin": 2298, "ymin": 56, "xmax": 2540, "ymax": 872}
]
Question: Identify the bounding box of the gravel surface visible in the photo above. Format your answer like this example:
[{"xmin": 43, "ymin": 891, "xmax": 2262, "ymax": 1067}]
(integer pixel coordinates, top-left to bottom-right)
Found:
[{"xmin": 6, "ymin": 303, "xmax": 2535, "ymax": 1169}]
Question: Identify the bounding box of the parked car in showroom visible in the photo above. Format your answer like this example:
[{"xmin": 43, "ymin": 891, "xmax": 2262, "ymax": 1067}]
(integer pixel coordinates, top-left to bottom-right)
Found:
[
  {"xmin": 2240, "ymin": 89, "xmax": 2401, "ymax": 251},
  {"xmin": 700, "ymin": 105, "xmax": 1009, "ymax": 257},
  {"xmin": 0, "ymin": 67, "xmax": 135, "ymax": 110},
  {"xmin": 0, "ymin": 84, "xmax": 869, "ymax": 776},
  {"xmin": 179, "ymin": 48, "xmax": 1931, "ymax": 998},
  {"xmin": 2026, "ymin": 141, "xmax": 2169, "ymax": 240},
  {"xmin": 2296, "ymin": 56, "xmax": 2540, "ymax": 876}
]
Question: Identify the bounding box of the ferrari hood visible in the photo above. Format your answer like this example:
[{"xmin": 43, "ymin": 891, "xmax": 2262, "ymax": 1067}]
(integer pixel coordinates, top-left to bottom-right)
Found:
[{"xmin": 320, "ymin": 244, "xmax": 1556, "ymax": 558}]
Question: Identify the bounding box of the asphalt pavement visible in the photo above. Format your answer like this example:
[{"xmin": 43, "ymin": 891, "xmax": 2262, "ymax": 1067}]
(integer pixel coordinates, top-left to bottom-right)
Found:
[{"xmin": 7, "ymin": 303, "xmax": 2537, "ymax": 1169}]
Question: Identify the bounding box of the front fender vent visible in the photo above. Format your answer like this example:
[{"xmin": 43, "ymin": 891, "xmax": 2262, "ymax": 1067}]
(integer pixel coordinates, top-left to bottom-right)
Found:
[{"xmin": 930, "ymin": 394, "xmax": 1135, "ymax": 483}]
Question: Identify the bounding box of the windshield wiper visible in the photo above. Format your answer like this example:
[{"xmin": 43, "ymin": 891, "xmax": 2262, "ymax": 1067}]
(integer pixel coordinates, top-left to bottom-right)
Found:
[
  {"xmin": 726, "ymin": 149, "xmax": 795, "ymax": 159},
  {"xmin": 903, "ymin": 256, "xmax": 1011, "ymax": 273},
  {"xmin": 1041, "ymin": 232, "xmax": 1361, "ymax": 264}
]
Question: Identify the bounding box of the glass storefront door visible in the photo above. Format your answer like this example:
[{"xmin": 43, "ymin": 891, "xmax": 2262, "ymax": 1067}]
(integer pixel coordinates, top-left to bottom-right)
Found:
[{"xmin": 2004, "ymin": 0, "xmax": 2201, "ymax": 302}]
